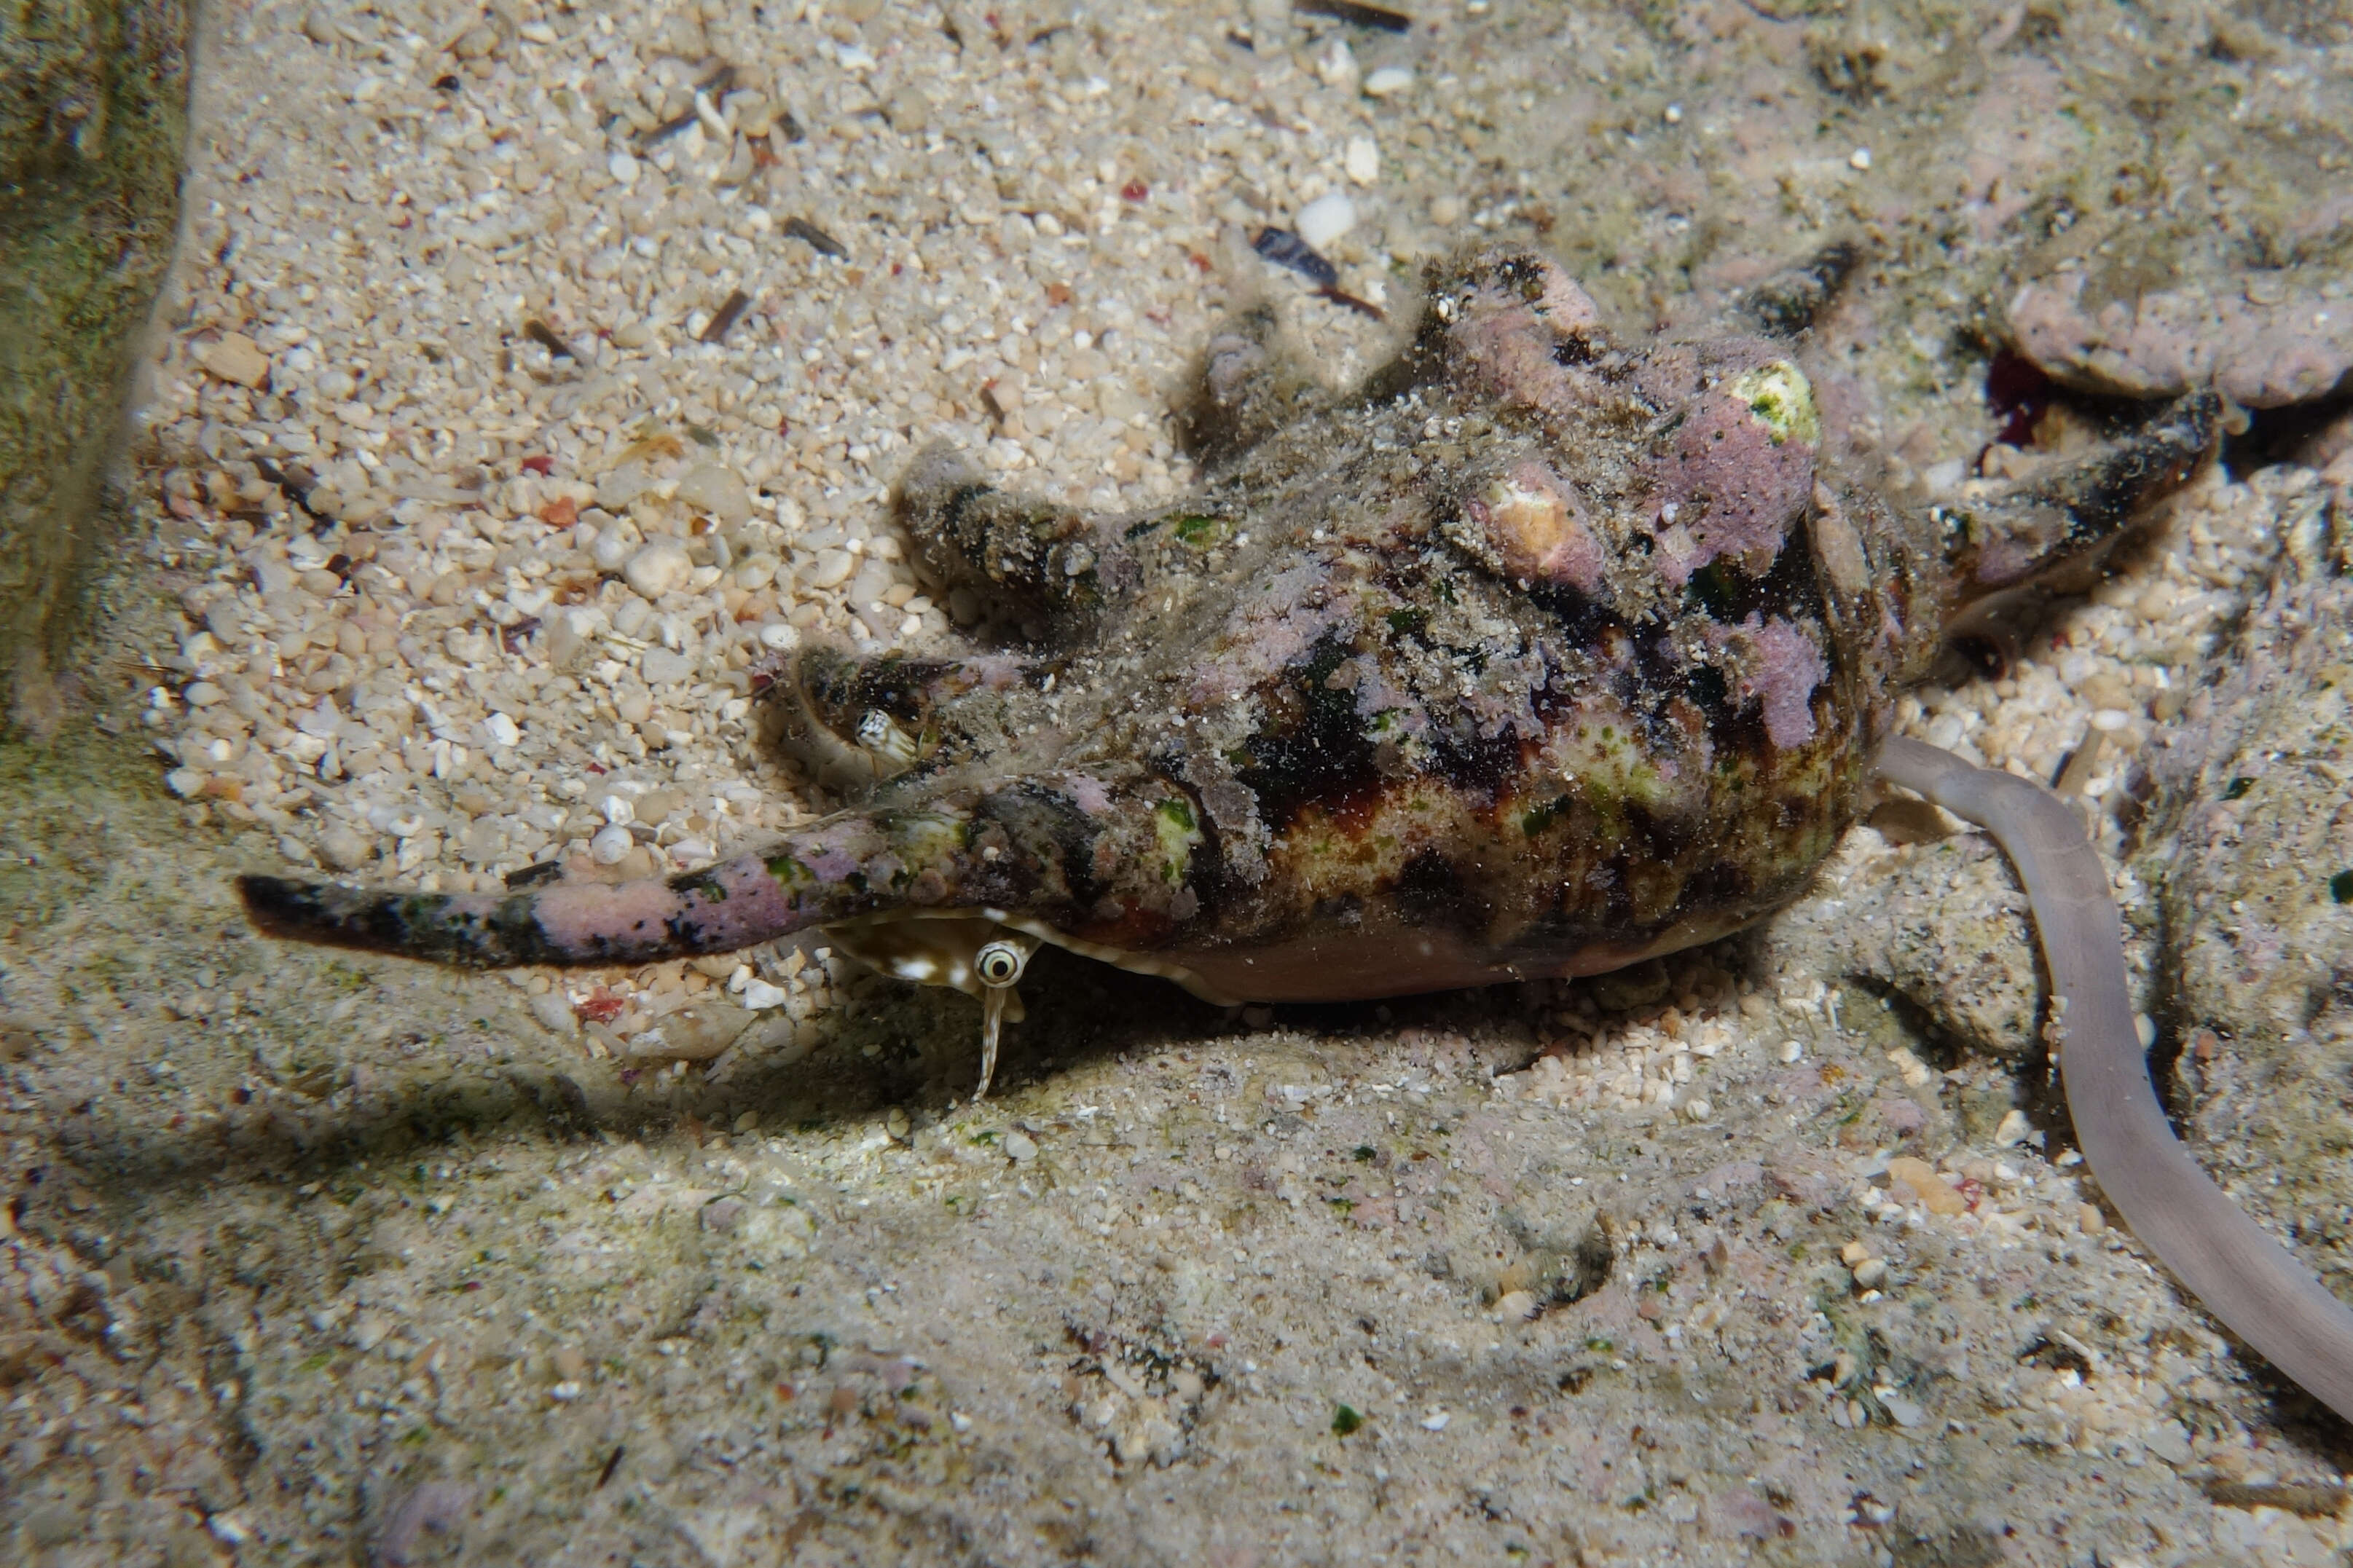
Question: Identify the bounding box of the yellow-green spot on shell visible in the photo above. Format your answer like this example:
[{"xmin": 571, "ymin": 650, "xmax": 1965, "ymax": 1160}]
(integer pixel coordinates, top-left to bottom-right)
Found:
[
  {"xmin": 1155, "ymin": 797, "xmax": 1201, "ymax": 884},
  {"xmin": 1729, "ymin": 361, "xmax": 1820, "ymax": 446},
  {"xmin": 1520, "ymin": 795, "xmax": 1571, "ymax": 838},
  {"xmin": 1172, "ymin": 513, "xmax": 1230, "ymax": 547},
  {"xmin": 889, "ymin": 811, "xmax": 969, "ymax": 872},
  {"xmin": 1564, "ymin": 722, "xmax": 1673, "ymax": 813}
]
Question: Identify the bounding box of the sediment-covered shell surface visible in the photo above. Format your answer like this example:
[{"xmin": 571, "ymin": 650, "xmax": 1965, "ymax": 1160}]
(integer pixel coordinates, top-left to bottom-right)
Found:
[{"xmin": 758, "ymin": 249, "xmax": 1943, "ymax": 1004}]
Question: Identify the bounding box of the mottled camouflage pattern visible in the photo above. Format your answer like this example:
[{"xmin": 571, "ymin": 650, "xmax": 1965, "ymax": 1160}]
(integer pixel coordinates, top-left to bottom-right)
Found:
[{"xmin": 239, "ymin": 248, "xmax": 2215, "ymax": 1002}]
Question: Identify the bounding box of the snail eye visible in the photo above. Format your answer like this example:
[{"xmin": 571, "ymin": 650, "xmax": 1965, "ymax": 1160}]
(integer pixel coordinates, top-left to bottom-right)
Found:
[{"xmin": 974, "ymin": 939, "xmax": 1026, "ymax": 988}]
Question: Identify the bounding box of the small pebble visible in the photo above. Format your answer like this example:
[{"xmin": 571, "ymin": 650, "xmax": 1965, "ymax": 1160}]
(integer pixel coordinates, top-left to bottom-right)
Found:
[
  {"xmin": 589, "ymin": 824, "xmax": 633, "ymax": 864},
  {"xmin": 1315, "ymin": 38, "xmax": 1356, "ymax": 90},
  {"xmin": 1885, "ymin": 1156, "xmax": 1968, "ymax": 1217},
  {"xmin": 1849, "ymin": 147, "xmax": 1873, "ymax": 170},
  {"xmin": 1343, "ymin": 135, "xmax": 1380, "ymax": 186},
  {"xmin": 645, "ymin": 1004, "xmax": 748, "ymax": 1061},
  {"xmin": 1491, "ymin": 1288, "xmax": 1539, "ymax": 1322},
  {"xmin": 2145, "ymin": 1422, "xmax": 2193, "ymax": 1466},
  {"xmin": 1003, "ymin": 1130, "xmax": 1037, "ymax": 1162},
  {"xmin": 1362, "ymin": 65, "xmax": 1414, "ymax": 97},
  {"xmin": 318, "ymin": 826, "xmax": 372, "ymax": 869},
  {"xmin": 2078, "ymin": 672, "xmax": 2133, "ymax": 710},
  {"xmin": 1852, "ymin": 1258, "xmax": 1889, "ymax": 1290},
  {"xmin": 197, "ymin": 332, "xmax": 271, "ymax": 387},
  {"xmin": 1295, "ymin": 190, "xmax": 1357, "ymax": 250},
  {"xmin": 674, "ymin": 462, "xmax": 753, "ymax": 527},
  {"xmin": 1420, "ymin": 1410, "xmax": 1450, "ymax": 1431},
  {"xmin": 1922, "ymin": 457, "xmax": 1967, "ymax": 495},
  {"xmin": 1993, "ymin": 1108, "xmax": 2030, "ymax": 1146},
  {"xmin": 591, "ymin": 529, "xmax": 634, "ymax": 571},
  {"xmin": 740, "ymin": 978, "xmax": 789, "ymax": 1010},
  {"xmin": 547, "ymin": 607, "xmax": 606, "ymax": 669},
  {"xmin": 624, "ymin": 543, "xmax": 693, "ymax": 599}
]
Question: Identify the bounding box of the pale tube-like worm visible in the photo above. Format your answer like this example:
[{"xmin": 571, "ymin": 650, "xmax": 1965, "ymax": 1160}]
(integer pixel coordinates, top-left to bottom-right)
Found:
[{"xmin": 1877, "ymin": 736, "xmax": 2353, "ymax": 1422}]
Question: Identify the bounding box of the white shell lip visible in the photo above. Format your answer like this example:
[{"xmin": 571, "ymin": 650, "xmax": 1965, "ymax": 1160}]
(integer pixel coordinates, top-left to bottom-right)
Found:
[
  {"xmin": 828, "ymin": 904, "xmax": 1748, "ymax": 1009},
  {"xmin": 827, "ymin": 906, "xmax": 1244, "ymax": 1006}
]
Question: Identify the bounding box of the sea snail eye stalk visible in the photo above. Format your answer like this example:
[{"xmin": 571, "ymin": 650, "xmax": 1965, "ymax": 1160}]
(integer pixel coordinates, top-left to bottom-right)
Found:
[
  {"xmin": 970, "ymin": 930, "xmax": 1041, "ymax": 1101},
  {"xmin": 975, "ymin": 938, "xmax": 1029, "ymax": 988}
]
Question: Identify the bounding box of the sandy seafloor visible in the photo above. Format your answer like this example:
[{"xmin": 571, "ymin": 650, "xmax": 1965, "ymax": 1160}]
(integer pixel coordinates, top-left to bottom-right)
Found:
[{"xmin": 7, "ymin": 0, "xmax": 2353, "ymax": 1563}]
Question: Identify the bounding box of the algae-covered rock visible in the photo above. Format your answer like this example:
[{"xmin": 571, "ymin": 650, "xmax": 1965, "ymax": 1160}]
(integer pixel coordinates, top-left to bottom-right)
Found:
[
  {"xmin": 2146, "ymin": 475, "xmax": 2353, "ymax": 1293},
  {"xmin": 0, "ymin": 0, "xmax": 191, "ymax": 706},
  {"xmin": 1769, "ymin": 827, "xmax": 2044, "ymax": 1065},
  {"xmin": 1992, "ymin": 10, "xmax": 2353, "ymax": 407}
]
